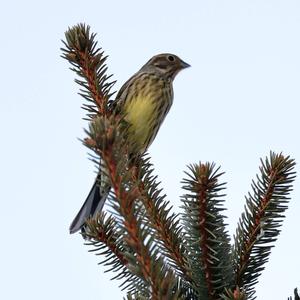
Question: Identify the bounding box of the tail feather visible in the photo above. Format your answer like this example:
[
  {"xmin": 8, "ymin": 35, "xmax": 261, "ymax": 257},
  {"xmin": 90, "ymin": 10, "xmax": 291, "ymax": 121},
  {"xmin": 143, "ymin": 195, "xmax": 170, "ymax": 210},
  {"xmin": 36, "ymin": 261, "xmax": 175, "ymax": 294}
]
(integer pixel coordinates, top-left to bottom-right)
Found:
[{"xmin": 69, "ymin": 180, "xmax": 111, "ymax": 234}]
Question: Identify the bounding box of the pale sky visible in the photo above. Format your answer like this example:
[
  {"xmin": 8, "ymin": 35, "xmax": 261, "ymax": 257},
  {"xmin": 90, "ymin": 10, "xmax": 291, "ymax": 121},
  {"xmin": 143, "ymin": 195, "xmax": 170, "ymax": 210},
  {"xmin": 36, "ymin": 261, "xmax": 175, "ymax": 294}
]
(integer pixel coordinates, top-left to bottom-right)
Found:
[{"xmin": 0, "ymin": 1, "xmax": 299, "ymax": 299}]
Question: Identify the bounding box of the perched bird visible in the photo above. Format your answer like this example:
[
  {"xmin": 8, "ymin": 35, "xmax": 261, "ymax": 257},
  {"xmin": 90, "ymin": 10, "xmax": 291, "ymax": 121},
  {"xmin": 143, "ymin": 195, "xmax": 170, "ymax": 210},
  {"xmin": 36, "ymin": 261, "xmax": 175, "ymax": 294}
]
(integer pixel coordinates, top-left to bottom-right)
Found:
[{"xmin": 69, "ymin": 53, "xmax": 190, "ymax": 234}]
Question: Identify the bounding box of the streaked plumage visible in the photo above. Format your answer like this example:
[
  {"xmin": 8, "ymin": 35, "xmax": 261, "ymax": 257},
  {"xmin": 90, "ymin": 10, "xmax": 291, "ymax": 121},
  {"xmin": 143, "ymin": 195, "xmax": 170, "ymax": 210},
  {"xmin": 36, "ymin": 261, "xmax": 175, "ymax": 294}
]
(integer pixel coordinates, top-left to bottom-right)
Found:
[{"xmin": 70, "ymin": 53, "xmax": 190, "ymax": 234}]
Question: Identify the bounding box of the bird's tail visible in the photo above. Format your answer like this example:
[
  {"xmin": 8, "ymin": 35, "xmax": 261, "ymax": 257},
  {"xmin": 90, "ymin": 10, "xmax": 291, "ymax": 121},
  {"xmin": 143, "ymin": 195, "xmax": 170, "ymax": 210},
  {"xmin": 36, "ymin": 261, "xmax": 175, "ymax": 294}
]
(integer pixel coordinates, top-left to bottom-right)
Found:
[{"xmin": 69, "ymin": 177, "xmax": 111, "ymax": 234}]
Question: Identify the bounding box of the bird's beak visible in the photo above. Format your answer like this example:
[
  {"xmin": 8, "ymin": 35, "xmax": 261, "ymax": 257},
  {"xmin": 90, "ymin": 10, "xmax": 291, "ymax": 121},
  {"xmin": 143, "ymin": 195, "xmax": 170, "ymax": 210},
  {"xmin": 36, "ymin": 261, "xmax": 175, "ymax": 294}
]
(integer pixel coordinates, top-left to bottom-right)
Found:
[{"xmin": 180, "ymin": 59, "xmax": 191, "ymax": 69}]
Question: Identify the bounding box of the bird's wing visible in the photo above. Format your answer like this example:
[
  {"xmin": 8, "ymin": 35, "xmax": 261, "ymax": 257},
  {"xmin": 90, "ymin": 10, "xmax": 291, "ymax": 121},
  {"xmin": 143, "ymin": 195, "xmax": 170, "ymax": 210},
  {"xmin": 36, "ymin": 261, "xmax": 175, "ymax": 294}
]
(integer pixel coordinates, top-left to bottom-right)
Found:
[{"xmin": 110, "ymin": 71, "xmax": 147, "ymax": 111}]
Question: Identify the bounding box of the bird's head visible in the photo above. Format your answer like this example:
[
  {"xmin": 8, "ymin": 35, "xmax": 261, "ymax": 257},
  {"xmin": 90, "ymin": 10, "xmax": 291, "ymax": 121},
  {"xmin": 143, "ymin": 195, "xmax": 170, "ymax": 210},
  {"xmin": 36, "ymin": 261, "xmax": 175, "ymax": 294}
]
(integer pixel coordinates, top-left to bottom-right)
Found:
[{"xmin": 141, "ymin": 53, "xmax": 190, "ymax": 80}]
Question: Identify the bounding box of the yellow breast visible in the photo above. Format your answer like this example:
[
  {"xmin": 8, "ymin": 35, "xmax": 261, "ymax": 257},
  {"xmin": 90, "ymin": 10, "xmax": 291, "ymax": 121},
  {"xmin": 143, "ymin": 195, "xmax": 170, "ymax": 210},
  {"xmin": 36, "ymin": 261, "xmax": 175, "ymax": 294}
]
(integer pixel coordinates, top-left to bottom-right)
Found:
[{"xmin": 124, "ymin": 94, "xmax": 156, "ymax": 150}]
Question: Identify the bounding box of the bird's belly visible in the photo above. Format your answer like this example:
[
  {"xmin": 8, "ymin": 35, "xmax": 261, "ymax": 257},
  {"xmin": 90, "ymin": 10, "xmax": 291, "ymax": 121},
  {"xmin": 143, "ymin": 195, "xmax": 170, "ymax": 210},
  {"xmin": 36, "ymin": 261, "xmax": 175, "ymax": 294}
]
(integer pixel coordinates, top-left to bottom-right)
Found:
[{"xmin": 124, "ymin": 95, "xmax": 161, "ymax": 151}]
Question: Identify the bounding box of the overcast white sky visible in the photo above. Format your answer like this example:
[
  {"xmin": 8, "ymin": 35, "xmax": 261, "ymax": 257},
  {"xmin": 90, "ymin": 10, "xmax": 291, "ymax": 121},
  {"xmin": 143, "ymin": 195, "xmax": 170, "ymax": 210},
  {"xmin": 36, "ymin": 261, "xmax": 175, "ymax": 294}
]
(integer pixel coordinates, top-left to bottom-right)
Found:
[{"xmin": 0, "ymin": 1, "xmax": 299, "ymax": 299}]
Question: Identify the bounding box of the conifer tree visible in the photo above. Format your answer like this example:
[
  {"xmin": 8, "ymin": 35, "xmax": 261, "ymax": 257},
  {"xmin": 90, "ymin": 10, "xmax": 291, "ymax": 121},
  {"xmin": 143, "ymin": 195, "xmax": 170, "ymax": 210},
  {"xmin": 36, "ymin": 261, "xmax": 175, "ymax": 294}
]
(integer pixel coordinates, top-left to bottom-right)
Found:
[{"xmin": 61, "ymin": 24, "xmax": 299, "ymax": 300}]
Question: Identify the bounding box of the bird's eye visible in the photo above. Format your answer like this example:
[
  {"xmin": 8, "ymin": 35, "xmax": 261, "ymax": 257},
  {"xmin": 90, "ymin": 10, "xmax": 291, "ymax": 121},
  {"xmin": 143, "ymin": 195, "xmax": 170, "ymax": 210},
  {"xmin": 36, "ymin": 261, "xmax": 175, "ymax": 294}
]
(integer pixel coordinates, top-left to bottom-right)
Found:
[{"xmin": 167, "ymin": 55, "xmax": 175, "ymax": 62}]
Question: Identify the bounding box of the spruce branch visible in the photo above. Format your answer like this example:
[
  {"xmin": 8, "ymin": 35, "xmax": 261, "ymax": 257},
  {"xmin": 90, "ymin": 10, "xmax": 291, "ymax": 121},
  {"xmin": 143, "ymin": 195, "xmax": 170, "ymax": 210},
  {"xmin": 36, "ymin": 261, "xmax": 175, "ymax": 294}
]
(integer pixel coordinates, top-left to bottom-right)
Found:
[
  {"xmin": 85, "ymin": 111, "xmax": 193, "ymax": 292},
  {"xmin": 131, "ymin": 157, "xmax": 192, "ymax": 282},
  {"xmin": 84, "ymin": 115, "xmax": 181, "ymax": 297},
  {"xmin": 181, "ymin": 163, "xmax": 233, "ymax": 300},
  {"xmin": 232, "ymin": 152, "xmax": 296, "ymax": 299},
  {"xmin": 83, "ymin": 213, "xmax": 129, "ymax": 276},
  {"xmin": 85, "ymin": 213, "xmax": 126, "ymax": 263},
  {"xmin": 61, "ymin": 23, "xmax": 115, "ymax": 119},
  {"xmin": 86, "ymin": 117, "xmax": 152, "ymax": 293}
]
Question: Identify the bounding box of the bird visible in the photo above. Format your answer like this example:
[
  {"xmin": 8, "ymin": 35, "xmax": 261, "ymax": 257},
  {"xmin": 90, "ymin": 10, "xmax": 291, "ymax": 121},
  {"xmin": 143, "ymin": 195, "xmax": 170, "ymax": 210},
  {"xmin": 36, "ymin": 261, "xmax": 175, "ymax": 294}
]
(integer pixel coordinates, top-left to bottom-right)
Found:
[{"xmin": 69, "ymin": 53, "xmax": 190, "ymax": 234}]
